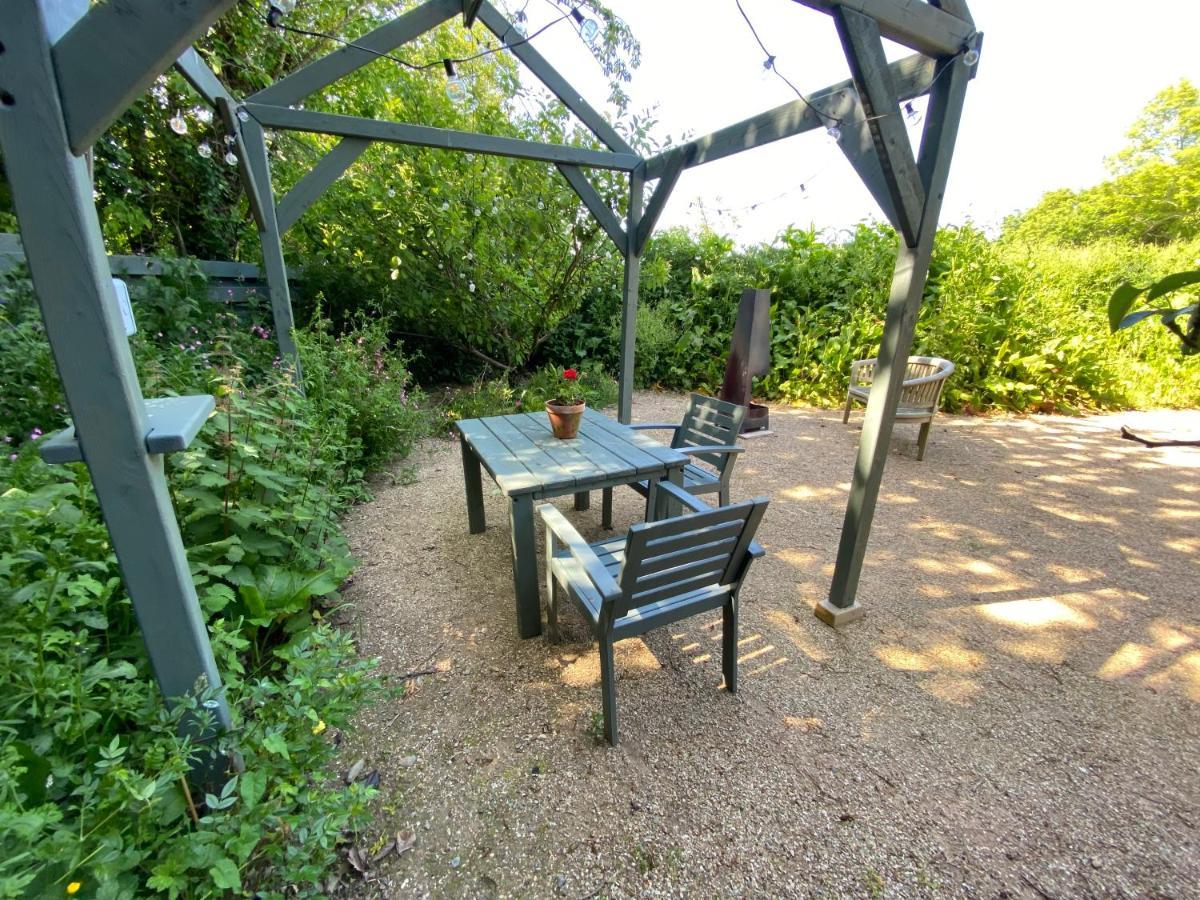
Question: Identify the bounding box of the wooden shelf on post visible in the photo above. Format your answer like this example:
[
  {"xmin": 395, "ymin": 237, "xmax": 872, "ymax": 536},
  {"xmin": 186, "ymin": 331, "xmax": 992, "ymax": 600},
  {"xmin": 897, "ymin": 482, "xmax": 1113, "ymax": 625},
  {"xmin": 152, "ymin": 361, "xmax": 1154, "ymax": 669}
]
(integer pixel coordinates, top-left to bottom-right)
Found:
[{"xmin": 39, "ymin": 395, "xmax": 215, "ymax": 464}]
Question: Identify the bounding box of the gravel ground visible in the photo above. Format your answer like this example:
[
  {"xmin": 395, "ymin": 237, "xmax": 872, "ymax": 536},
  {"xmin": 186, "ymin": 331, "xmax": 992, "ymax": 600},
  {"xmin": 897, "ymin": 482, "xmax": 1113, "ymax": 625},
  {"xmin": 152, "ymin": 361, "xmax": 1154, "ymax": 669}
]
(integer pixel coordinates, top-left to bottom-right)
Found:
[{"xmin": 336, "ymin": 392, "xmax": 1200, "ymax": 898}]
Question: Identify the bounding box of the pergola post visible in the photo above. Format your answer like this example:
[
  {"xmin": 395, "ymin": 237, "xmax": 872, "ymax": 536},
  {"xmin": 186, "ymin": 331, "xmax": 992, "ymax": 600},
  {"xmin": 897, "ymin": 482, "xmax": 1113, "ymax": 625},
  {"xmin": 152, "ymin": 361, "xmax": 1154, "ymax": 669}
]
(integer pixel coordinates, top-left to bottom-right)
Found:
[
  {"xmin": 237, "ymin": 114, "xmax": 302, "ymax": 376},
  {"xmin": 617, "ymin": 165, "xmax": 645, "ymax": 424},
  {"xmin": 817, "ymin": 33, "xmax": 975, "ymax": 627},
  {"xmin": 1, "ymin": 0, "xmax": 230, "ymax": 732}
]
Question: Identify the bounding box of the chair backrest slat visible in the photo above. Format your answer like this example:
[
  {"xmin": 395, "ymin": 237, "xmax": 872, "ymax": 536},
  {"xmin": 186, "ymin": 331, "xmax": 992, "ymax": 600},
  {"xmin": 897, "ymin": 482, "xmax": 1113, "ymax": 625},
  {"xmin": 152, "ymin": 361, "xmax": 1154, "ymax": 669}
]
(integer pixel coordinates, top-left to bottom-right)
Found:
[
  {"xmin": 675, "ymin": 393, "xmax": 746, "ymax": 470},
  {"xmin": 614, "ymin": 496, "xmax": 768, "ymax": 620}
]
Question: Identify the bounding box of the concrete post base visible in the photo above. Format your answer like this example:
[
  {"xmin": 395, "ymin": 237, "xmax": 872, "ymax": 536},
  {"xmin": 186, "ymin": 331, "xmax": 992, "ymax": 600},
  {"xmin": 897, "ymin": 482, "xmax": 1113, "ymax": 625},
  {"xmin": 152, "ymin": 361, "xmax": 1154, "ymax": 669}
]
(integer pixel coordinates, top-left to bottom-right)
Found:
[{"xmin": 813, "ymin": 598, "xmax": 865, "ymax": 627}]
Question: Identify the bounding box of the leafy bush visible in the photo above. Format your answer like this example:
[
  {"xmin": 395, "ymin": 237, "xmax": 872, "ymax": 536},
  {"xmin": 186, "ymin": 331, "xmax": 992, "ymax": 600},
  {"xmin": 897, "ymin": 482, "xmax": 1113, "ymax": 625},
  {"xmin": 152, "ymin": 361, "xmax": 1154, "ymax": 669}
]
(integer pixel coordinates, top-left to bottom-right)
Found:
[
  {"xmin": 517, "ymin": 362, "xmax": 618, "ymax": 411},
  {"xmin": 0, "ymin": 265, "xmax": 428, "ymax": 895}
]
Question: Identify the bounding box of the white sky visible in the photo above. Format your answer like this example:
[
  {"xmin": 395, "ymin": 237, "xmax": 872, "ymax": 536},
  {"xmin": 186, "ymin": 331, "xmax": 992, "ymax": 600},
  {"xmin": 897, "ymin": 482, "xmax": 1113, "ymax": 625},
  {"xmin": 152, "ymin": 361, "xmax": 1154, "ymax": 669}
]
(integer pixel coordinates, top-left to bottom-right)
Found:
[{"xmin": 503, "ymin": 0, "xmax": 1200, "ymax": 244}]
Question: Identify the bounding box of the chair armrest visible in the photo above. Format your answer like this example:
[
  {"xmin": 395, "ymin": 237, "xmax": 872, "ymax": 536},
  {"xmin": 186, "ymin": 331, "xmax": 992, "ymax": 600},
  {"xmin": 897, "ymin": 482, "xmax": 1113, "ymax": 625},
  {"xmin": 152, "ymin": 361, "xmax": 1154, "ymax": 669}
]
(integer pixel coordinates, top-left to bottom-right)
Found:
[
  {"xmin": 538, "ymin": 504, "xmax": 622, "ymax": 601},
  {"xmin": 901, "ymin": 367, "xmax": 955, "ymax": 388},
  {"xmin": 628, "ymin": 423, "xmax": 681, "ymax": 433},
  {"xmin": 678, "ymin": 445, "xmax": 745, "ymax": 457},
  {"xmin": 647, "ymin": 479, "xmax": 714, "ymax": 518},
  {"xmin": 748, "ymin": 539, "xmax": 765, "ymax": 559}
]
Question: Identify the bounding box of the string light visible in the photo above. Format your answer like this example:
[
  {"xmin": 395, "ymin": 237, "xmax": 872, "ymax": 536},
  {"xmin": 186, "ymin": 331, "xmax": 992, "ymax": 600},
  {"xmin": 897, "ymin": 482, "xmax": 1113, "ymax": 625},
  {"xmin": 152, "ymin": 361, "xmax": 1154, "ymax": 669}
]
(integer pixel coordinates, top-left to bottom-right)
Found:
[
  {"xmin": 570, "ymin": 7, "xmax": 600, "ymax": 46},
  {"xmin": 197, "ymin": 141, "xmax": 213, "ymax": 159},
  {"xmin": 169, "ymin": 112, "xmax": 188, "ymax": 135},
  {"xmin": 443, "ymin": 59, "xmax": 467, "ymax": 104}
]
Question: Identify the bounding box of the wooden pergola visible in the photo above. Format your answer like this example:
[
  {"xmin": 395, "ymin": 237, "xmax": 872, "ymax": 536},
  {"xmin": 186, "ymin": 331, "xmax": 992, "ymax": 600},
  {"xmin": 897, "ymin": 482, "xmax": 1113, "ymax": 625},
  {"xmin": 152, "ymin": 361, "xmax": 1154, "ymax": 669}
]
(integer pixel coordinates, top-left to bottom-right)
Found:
[{"xmin": 0, "ymin": 0, "xmax": 981, "ymax": 723}]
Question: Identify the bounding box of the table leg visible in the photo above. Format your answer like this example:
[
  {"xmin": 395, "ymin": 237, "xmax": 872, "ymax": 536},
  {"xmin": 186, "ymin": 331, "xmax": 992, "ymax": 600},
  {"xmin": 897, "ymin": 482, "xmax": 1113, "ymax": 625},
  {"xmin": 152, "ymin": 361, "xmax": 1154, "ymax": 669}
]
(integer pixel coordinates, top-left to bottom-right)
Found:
[
  {"xmin": 602, "ymin": 487, "xmax": 613, "ymax": 529},
  {"xmin": 461, "ymin": 438, "xmax": 486, "ymax": 534},
  {"xmin": 574, "ymin": 491, "xmax": 590, "ymax": 511},
  {"xmin": 666, "ymin": 466, "xmax": 685, "ymax": 519},
  {"xmin": 508, "ymin": 494, "xmax": 542, "ymax": 638}
]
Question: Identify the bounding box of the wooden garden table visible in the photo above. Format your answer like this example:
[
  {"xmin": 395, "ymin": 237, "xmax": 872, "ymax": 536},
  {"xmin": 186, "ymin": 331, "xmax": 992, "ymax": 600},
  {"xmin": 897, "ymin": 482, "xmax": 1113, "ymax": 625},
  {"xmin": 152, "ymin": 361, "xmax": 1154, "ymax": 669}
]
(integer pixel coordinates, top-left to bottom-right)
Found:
[{"xmin": 454, "ymin": 409, "xmax": 689, "ymax": 638}]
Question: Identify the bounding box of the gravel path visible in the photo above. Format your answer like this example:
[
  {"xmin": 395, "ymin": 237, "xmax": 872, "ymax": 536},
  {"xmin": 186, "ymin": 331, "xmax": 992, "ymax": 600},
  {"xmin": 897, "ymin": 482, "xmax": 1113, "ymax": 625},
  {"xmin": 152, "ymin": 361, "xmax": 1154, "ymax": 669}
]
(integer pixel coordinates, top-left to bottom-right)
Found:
[{"xmin": 338, "ymin": 393, "xmax": 1200, "ymax": 898}]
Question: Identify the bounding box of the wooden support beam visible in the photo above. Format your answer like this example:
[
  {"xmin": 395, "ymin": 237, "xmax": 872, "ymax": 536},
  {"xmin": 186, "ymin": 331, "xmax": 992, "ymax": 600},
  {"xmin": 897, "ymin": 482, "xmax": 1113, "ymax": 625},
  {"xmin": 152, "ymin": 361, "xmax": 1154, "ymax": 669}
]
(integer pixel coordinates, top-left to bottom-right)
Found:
[
  {"xmin": 238, "ymin": 117, "xmax": 302, "ymax": 375},
  {"xmin": 475, "ymin": 2, "xmax": 635, "ymax": 155},
  {"xmin": 930, "ymin": 0, "xmax": 974, "ymax": 27},
  {"xmin": 829, "ymin": 92, "xmax": 902, "ymax": 234},
  {"xmin": 52, "ymin": 0, "xmax": 237, "ymax": 154},
  {"xmin": 617, "ymin": 167, "xmax": 645, "ymax": 424},
  {"xmin": 276, "ymin": 137, "xmax": 371, "ymax": 232},
  {"xmin": 556, "ymin": 165, "xmax": 626, "ymax": 254},
  {"xmin": 249, "ymin": 0, "xmax": 461, "ymax": 107},
  {"xmin": 215, "ymin": 97, "xmax": 270, "ymax": 234},
  {"xmin": 244, "ymin": 103, "xmax": 640, "ymax": 170},
  {"xmin": 0, "ymin": 1, "xmax": 229, "ymax": 731},
  {"xmin": 634, "ymin": 154, "xmax": 684, "ymax": 256},
  {"xmin": 791, "ymin": 0, "xmax": 974, "ymax": 57},
  {"xmin": 835, "ymin": 7, "xmax": 925, "ymax": 246},
  {"xmin": 819, "ymin": 51, "xmax": 973, "ymax": 625},
  {"xmin": 463, "ymin": 0, "xmax": 485, "ymax": 27},
  {"xmin": 642, "ymin": 52, "xmax": 937, "ymax": 181},
  {"xmin": 175, "ymin": 47, "xmax": 236, "ymax": 108}
]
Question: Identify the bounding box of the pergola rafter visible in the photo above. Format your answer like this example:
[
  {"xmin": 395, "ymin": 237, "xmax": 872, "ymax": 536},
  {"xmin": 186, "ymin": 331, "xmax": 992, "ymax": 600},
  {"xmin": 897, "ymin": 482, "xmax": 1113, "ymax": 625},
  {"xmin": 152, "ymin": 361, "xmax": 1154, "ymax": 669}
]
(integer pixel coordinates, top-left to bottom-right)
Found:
[{"xmin": 0, "ymin": 0, "xmax": 980, "ymax": 742}]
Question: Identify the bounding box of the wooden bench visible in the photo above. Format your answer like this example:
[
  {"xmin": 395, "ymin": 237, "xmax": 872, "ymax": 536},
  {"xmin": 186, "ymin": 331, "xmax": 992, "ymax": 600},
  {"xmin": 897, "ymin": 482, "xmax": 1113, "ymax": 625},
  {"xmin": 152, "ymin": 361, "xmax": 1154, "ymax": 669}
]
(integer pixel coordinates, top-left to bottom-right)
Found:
[
  {"xmin": 842, "ymin": 356, "xmax": 955, "ymax": 461},
  {"xmin": 540, "ymin": 480, "xmax": 768, "ymax": 745}
]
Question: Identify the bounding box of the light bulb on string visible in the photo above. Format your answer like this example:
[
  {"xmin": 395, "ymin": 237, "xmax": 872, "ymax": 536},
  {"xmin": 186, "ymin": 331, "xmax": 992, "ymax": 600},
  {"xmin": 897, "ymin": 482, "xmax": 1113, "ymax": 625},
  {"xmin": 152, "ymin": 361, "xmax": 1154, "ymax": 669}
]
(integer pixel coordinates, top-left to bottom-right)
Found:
[
  {"xmin": 224, "ymin": 134, "xmax": 236, "ymax": 146},
  {"xmin": 236, "ymin": 107, "xmax": 250, "ymax": 123},
  {"xmin": 962, "ymin": 47, "xmax": 979, "ymax": 67},
  {"xmin": 197, "ymin": 142, "xmax": 213, "ymax": 159},
  {"xmin": 443, "ymin": 59, "xmax": 467, "ymax": 104},
  {"xmin": 904, "ymin": 101, "xmax": 920, "ymax": 125},
  {"xmin": 266, "ymin": 1, "xmax": 295, "ymax": 28},
  {"xmin": 570, "ymin": 8, "xmax": 600, "ymax": 46},
  {"xmin": 511, "ymin": 9, "xmax": 528, "ymax": 38},
  {"xmin": 224, "ymin": 150, "xmax": 238, "ymax": 166},
  {"xmin": 760, "ymin": 55, "xmax": 776, "ymax": 83},
  {"xmin": 169, "ymin": 111, "xmax": 188, "ymax": 135},
  {"xmin": 825, "ymin": 123, "xmax": 841, "ymax": 142}
]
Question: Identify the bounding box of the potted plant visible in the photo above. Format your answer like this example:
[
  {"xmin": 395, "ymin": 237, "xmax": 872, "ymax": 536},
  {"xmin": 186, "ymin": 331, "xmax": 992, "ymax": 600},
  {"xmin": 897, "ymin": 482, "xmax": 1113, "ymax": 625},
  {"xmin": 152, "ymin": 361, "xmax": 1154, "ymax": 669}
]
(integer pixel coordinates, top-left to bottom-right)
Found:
[{"xmin": 545, "ymin": 368, "xmax": 585, "ymax": 439}]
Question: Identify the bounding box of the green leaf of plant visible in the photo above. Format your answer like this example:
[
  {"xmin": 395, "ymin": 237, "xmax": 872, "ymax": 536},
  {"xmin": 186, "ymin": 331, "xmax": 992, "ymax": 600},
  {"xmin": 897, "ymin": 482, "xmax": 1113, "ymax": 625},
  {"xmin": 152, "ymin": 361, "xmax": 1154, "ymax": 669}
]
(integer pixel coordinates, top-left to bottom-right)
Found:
[
  {"xmin": 1144, "ymin": 268, "xmax": 1200, "ymax": 302},
  {"xmin": 261, "ymin": 732, "xmax": 290, "ymax": 760},
  {"xmin": 209, "ymin": 858, "xmax": 242, "ymax": 892},
  {"xmin": 239, "ymin": 768, "xmax": 267, "ymax": 810},
  {"xmin": 1107, "ymin": 282, "xmax": 1143, "ymax": 331}
]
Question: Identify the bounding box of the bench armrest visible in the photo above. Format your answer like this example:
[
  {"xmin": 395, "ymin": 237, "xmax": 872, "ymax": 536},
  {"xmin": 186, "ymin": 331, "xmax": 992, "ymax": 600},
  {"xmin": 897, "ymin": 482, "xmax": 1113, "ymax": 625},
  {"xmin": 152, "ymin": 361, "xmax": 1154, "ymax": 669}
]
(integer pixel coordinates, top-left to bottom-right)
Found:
[
  {"xmin": 538, "ymin": 504, "xmax": 622, "ymax": 602},
  {"xmin": 678, "ymin": 445, "xmax": 745, "ymax": 457},
  {"xmin": 628, "ymin": 423, "xmax": 681, "ymax": 434}
]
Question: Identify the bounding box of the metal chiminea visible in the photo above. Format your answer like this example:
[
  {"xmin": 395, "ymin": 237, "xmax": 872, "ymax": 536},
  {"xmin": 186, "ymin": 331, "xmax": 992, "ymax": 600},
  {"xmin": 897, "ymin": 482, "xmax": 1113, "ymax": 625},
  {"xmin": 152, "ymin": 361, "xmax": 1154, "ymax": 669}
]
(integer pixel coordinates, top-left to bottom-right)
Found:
[{"xmin": 719, "ymin": 288, "xmax": 771, "ymax": 432}]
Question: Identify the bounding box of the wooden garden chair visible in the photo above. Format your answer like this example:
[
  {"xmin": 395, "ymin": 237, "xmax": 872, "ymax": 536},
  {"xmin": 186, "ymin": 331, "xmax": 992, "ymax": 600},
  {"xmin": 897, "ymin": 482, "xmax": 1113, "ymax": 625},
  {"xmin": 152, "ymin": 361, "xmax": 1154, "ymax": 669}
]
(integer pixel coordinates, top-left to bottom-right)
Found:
[
  {"xmin": 602, "ymin": 393, "xmax": 748, "ymax": 527},
  {"xmin": 842, "ymin": 356, "xmax": 955, "ymax": 461},
  {"xmin": 540, "ymin": 480, "xmax": 768, "ymax": 745}
]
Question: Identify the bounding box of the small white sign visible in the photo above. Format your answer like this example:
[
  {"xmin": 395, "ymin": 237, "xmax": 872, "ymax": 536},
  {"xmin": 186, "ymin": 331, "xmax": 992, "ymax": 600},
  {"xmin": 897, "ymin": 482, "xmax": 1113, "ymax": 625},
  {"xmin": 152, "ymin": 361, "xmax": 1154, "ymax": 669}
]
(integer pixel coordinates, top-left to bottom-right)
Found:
[{"xmin": 112, "ymin": 278, "xmax": 136, "ymax": 336}]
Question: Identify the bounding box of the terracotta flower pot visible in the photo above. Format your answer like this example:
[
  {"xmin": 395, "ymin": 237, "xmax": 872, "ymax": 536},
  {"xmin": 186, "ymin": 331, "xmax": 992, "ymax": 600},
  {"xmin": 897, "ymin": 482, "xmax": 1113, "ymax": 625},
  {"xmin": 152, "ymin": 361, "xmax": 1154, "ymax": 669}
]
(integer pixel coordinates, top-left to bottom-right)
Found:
[{"xmin": 546, "ymin": 400, "xmax": 585, "ymax": 439}]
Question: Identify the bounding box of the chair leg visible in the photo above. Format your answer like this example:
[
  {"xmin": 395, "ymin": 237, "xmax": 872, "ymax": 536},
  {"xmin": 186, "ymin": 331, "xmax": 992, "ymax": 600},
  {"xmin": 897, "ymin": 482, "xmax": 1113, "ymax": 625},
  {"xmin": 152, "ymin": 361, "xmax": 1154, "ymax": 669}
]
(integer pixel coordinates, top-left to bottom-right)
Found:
[
  {"xmin": 602, "ymin": 487, "xmax": 613, "ymax": 530},
  {"xmin": 917, "ymin": 421, "xmax": 932, "ymax": 461},
  {"xmin": 547, "ymin": 577, "xmax": 561, "ymax": 643},
  {"xmin": 722, "ymin": 597, "xmax": 738, "ymax": 694},
  {"xmin": 598, "ymin": 637, "xmax": 619, "ymax": 745},
  {"xmin": 719, "ymin": 485, "xmax": 730, "ymax": 507},
  {"xmin": 842, "ymin": 393, "xmax": 853, "ymax": 424}
]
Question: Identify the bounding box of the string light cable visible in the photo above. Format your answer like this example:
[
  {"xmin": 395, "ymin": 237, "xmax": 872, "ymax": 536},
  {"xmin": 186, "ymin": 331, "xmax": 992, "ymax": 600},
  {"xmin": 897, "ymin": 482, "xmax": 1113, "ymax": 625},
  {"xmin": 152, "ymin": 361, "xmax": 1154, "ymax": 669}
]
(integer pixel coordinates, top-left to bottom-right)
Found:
[{"xmin": 262, "ymin": 1, "xmax": 576, "ymax": 73}]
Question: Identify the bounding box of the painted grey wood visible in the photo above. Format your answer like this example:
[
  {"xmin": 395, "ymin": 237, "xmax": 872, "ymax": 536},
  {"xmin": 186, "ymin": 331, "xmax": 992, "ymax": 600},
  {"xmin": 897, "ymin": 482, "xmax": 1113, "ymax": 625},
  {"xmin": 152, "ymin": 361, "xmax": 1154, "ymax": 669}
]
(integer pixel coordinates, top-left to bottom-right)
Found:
[
  {"xmin": 642, "ymin": 53, "xmax": 938, "ymax": 181},
  {"xmin": 0, "ymin": 1, "xmax": 228, "ymax": 729},
  {"xmin": 509, "ymin": 494, "xmax": 540, "ymax": 637},
  {"xmin": 930, "ymin": 0, "xmax": 974, "ymax": 25},
  {"xmin": 791, "ymin": 0, "xmax": 975, "ymax": 57},
  {"xmin": 835, "ymin": 7, "xmax": 925, "ymax": 247},
  {"xmin": 634, "ymin": 153, "xmax": 684, "ymax": 256},
  {"xmin": 40, "ymin": 394, "xmax": 216, "ymax": 464},
  {"xmin": 831, "ymin": 91, "xmax": 902, "ymax": 234},
  {"xmin": 462, "ymin": 0, "xmax": 485, "ymax": 27},
  {"xmin": 555, "ymin": 164, "xmax": 626, "ymax": 253},
  {"xmin": 249, "ymin": 0, "xmax": 461, "ymax": 107},
  {"xmin": 541, "ymin": 484, "xmax": 768, "ymax": 743},
  {"xmin": 174, "ymin": 48, "xmax": 235, "ymax": 108},
  {"xmin": 476, "ymin": 2, "xmax": 635, "ymax": 156},
  {"xmin": 51, "ymin": 0, "xmax": 237, "ymax": 154},
  {"xmin": 460, "ymin": 438, "xmax": 486, "ymax": 534},
  {"xmin": 617, "ymin": 166, "xmax": 644, "ymax": 423},
  {"xmin": 276, "ymin": 137, "xmax": 371, "ymax": 233},
  {"xmin": 215, "ymin": 96, "xmax": 271, "ymax": 233},
  {"xmin": 237, "ymin": 116, "xmax": 301, "ymax": 373},
  {"xmin": 826, "ymin": 52, "xmax": 972, "ymax": 613},
  {"xmin": 245, "ymin": 104, "xmax": 639, "ymax": 171}
]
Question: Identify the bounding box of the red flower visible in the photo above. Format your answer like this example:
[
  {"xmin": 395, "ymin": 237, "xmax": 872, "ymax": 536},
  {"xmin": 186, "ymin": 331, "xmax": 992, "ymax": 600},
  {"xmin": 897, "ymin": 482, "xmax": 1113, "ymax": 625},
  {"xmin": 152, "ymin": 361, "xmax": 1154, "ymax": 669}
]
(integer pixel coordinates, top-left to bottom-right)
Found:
[{"xmin": 563, "ymin": 368, "xmax": 578, "ymax": 380}]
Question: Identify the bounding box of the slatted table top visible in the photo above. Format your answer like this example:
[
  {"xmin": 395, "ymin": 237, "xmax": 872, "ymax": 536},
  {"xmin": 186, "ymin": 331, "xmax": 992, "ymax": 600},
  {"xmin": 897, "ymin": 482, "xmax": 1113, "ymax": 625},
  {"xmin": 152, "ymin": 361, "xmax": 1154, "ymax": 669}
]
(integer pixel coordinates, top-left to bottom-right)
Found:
[{"xmin": 455, "ymin": 409, "xmax": 688, "ymax": 497}]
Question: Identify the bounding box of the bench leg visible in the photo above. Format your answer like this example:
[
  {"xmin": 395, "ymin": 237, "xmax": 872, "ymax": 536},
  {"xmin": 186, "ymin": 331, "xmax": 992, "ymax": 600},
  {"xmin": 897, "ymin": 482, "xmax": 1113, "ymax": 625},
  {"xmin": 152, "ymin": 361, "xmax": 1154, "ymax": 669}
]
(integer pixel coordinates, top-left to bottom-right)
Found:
[
  {"xmin": 508, "ymin": 495, "xmax": 541, "ymax": 639},
  {"xmin": 917, "ymin": 421, "xmax": 932, "ymax": 461},
  {"xmin": 599, "ymin": 636, "xmax": 619, "ymax": 745},
  {"xmin": 546, "ymin": 575, "xmax": 562, "ymax": 643},
  {"xmin": 461, "ymin": 439, "xmax": 486, "ymax": 534},
  {"xmin": 722, "ymin": 596, "xmax": 739, "ymax": 694},
  {"xmin": 602, "ymin": 487, "xmax": 613, "ymax": 529},
  {"xmin": 842, "ymin": 392, "xmax": 853, "ymax": 424},
  {"xmin": 719, "ymin": 485, "xmax": 730, "ymax": 507},
  {"xmin": 574, "ymin": 491, "xmax": 590, "ymax": 511}
]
